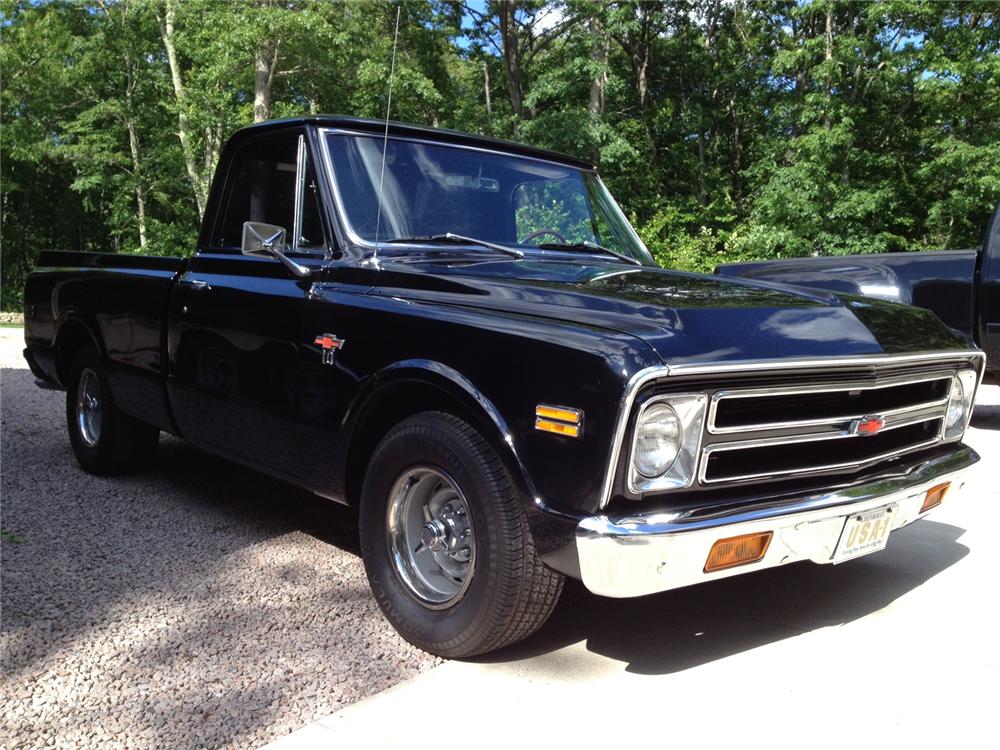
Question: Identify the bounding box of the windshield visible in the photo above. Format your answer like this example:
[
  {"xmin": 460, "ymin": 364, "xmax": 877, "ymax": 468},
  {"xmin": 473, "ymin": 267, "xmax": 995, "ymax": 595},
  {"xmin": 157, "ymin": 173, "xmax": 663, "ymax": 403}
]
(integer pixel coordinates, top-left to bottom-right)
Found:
[{"xmin": 323, "ymin": 132, "xmax": 653, "ymax": 264}]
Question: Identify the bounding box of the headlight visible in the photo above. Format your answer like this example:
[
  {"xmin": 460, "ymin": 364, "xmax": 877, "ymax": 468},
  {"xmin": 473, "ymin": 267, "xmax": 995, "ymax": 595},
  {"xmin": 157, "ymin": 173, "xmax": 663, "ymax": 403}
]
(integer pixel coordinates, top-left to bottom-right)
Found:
[
  {"xmin": 629, "ymin": 393, "xmax": 707, "ymax": 493},
  {"xmin": 944, "ymin": 369, "xmax": 978, "ymax": 440},
  {"xmin": 634, "ymin": 404, "xmax": 681, "ymax": 477}
]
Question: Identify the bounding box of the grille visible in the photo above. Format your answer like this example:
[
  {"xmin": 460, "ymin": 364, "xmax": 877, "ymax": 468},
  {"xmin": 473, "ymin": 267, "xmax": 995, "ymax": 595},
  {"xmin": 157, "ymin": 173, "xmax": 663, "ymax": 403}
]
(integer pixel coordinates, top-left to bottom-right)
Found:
[
  {"xmin": 712, "ymin": 378, "xmax": 950, "ymax": 432},
  {"xmin": 699, "ymin": 373, "xmax": 954, "ymax": 484}
]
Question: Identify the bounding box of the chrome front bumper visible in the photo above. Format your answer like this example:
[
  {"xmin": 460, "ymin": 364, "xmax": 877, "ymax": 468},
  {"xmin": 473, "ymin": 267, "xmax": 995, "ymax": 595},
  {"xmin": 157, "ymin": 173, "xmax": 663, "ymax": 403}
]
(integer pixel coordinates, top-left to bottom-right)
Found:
[{"xmin": 576, "ymin": 446, "xmax": 978, "ymax": 598}]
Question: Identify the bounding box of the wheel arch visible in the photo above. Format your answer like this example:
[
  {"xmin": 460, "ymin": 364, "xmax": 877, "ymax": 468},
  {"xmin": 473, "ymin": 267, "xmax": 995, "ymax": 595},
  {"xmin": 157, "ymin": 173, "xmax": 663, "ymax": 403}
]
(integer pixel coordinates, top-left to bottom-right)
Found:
[
  {"xmin": 53, "ymin": 313, "xmax": 105, "ymax": 387},
  {"xmin": 343, "ymin": 359, "xmax": 540, "ymax": 510}
]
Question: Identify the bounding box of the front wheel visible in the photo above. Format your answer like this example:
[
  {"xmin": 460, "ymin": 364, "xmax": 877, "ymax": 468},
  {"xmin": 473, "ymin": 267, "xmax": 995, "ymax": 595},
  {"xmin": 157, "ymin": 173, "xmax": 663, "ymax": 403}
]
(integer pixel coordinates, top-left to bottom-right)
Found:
[{"xmin": 359, "ymin": 412, "xmax": 563, "ymax": 658}]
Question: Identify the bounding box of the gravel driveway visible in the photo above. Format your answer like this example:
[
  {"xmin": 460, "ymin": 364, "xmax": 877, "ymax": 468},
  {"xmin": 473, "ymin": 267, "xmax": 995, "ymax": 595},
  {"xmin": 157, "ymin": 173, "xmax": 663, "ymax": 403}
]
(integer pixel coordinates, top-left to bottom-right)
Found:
[{"xmin": 0, "ymin": 328, "xmax": 440, "ymax": 749}]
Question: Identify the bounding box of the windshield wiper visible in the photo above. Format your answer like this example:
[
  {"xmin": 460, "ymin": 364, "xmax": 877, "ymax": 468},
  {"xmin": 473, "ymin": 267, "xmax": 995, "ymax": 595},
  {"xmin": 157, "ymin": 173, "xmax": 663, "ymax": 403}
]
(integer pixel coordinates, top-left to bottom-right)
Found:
[
  {"xmin": 385, "ymin": 233, "xmax": 524, "ymax": 260},
  {"xmin": 536, "ymin": 241, "xmax": 642, "ymax": 266}
]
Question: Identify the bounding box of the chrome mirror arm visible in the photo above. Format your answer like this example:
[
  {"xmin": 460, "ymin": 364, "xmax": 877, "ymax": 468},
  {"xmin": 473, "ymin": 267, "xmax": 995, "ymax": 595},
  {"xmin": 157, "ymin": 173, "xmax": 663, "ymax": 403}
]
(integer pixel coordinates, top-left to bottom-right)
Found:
[
  {"xmin": 270, "ymin": 247, "xmax": 311, "ymax": 278},
  {"xmin": 244, "ymin": 223, "xmax": 311, "ymax": 278}
]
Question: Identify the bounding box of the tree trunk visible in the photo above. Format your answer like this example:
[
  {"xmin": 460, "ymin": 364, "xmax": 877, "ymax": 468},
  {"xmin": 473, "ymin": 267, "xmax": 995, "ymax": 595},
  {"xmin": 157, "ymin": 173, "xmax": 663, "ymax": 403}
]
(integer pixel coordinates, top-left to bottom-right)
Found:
[
  {"xmin": 483, "ymin": 60, "xmax": 492, "ymax": 117},
  {"xmin": 497, "ymin": 0, "xmax": 525, "ymax": 134},
  {"xmin": 697, "ymin": 126, "xmax": 708, "ymax": 207},
  {"xmin": 732, "ymin": 98, "xmax": 743, "ymax": 211},
  {"xmin": 157, "ymin": 0, "xmax": 208, "ymax": 217},
  {"xmin": 253, "ymin": 38, "xmax": 280, "ymax": 123},
  {"xmin": 824, "ymin": 7, "xmax": 833, "ymax": 130},
  {"xmin": 588, "ymin": 16, "xmax": 609, "ymax": 117},
  {"xmin": 634, "ymin": 52, "xmax": 649, "ymax": 112},
  {"xmin": 124, "ymin": 54, "xmax": 147, "ymax": 249}
]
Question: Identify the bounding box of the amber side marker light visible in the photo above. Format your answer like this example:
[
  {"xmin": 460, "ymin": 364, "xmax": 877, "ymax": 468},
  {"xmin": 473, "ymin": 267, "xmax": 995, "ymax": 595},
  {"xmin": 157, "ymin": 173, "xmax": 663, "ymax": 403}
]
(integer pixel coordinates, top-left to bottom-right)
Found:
[
  {"xmin": 921, "ymin": 482, "xmax": 950, "ymax": 514},
  {"xmin": 535, "ymin": 404, "xmax": 583, "ymax": 438},
  {"xmin": 704, "ymin": 532, "xmax": 773, "ymax": 573}
]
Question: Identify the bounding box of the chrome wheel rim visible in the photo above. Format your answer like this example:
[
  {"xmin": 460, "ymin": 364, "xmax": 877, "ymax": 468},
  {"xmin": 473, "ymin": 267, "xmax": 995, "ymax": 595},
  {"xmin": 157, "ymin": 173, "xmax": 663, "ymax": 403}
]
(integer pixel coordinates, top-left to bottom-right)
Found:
[
  {"xmin": 386, "ymin": 466, "xmax": 476, "ymax": 609},
  {"xmin": 76, "ymin": 368, "xmax": 102, "ymax": 447}
]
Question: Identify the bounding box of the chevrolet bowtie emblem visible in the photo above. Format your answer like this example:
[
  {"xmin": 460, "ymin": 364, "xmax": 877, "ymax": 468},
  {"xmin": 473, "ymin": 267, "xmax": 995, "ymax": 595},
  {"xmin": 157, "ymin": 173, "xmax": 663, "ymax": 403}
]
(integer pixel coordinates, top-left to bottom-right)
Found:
[
  {"xmin": 851, "ymin": 415, "xmax": 885, "ymax": 437},
  {"xmin": 314, "ymin": 334, "xmax": 344, "ymax": 365}
]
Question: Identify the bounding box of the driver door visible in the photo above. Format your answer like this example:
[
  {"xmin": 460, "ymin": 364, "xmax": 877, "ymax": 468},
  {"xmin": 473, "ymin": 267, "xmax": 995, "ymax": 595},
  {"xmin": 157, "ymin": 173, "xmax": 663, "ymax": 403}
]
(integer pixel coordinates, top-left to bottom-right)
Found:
[{"xmin": 168, "ymin": 130, "xmax": 331, "ymax": 475}]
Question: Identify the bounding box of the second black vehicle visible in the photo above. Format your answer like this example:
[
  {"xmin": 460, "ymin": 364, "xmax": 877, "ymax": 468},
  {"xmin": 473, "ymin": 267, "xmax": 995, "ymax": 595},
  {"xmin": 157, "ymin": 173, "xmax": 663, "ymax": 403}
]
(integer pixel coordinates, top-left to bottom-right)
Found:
[
  {"xmin": 717, "ymin": 199, "xmax": 1000, "ymax": 383},
  {"xmin": 24, "ymin": 117, "xmax": 985, "ymax": 657}
]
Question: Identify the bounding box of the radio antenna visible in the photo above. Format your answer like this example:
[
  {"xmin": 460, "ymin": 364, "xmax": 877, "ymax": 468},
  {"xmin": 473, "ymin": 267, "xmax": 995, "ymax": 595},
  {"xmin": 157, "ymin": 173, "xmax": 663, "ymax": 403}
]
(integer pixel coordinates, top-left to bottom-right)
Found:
[{"xmin": 373, "ymin": 4, "xmax": 402, "ymax": 264}]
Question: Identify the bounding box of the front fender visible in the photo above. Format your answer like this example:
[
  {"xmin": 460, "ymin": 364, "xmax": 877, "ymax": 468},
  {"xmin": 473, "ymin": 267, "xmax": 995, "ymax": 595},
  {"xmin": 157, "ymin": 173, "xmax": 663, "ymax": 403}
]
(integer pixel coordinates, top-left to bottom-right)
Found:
[{"xmin": 345, "ymin": 358, "xmax": 542, "ymax": 504}]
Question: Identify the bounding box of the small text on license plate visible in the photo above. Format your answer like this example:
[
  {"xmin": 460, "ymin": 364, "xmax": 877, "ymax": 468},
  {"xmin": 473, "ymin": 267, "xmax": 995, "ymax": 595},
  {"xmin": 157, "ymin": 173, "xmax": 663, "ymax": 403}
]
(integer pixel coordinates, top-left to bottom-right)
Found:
[{"xmin": 833, "ymin": 504, "xmax": 896, "ymax": 564}]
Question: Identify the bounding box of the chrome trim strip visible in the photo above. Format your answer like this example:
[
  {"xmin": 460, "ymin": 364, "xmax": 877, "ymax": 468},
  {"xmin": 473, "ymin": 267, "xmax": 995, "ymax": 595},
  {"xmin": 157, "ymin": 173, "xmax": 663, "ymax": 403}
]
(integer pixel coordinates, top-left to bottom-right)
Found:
[
  {"xmin": 699, "ymin": 416, "xmax": 944, "ymax": 484},
  {"xmin": 707, "ymin": 373, "xmax": 953, "ymax": 434},
  {"xmin": 598, "ymin": 350, "xmax": 985, "ymax": 508},
  {"xmin": 665, "ymin": 350, "xmax": 985, "ymax": 377},
  {"xmin": 292, "ymin": 135, "xmax": 306, "ymax": 252},
  {"xmin": 709, "ymin": 395, "xmax": 949, "ymax": 437}
]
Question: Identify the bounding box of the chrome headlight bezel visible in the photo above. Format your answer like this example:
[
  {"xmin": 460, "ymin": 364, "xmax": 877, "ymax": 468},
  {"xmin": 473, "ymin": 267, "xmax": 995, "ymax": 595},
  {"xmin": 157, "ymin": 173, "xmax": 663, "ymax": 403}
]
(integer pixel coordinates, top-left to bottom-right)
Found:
[
  {"xmin": 628, "ymin": 393, "xmax": 708, "ymax": 494},
  {"xmin": 942, "ymin": 369, "xmax": 978, "ymax": 441}
]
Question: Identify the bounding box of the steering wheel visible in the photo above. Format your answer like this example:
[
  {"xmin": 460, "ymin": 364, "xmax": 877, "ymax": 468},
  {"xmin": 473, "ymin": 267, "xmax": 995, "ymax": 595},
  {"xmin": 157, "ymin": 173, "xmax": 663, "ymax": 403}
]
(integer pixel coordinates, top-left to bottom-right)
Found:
[{"xmin": 520, "ymin": 228, "xmax": 568, "ymax": 245}]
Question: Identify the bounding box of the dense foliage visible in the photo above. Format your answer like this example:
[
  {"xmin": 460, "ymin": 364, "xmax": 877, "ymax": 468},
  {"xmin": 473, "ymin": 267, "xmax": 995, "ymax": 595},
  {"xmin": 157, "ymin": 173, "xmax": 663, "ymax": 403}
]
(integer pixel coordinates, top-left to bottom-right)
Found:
[{"xmin": 2, "ymin": 0, "xmax": 998, "ymax": 310}]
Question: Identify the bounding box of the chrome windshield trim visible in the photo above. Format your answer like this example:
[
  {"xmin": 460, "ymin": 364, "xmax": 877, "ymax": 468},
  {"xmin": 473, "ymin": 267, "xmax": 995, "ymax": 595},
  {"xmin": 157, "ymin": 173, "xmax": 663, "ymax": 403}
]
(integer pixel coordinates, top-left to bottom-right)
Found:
[
  {"xmin": 319, "ymin": 126, "xmax": 592, "ymax": 254},
  {"xmin": 598, "ymin": 349, "xmax": 985, "ymax": 509},
  {"xmin": 315, "ymin": 127, "xmax": 653, "ymax": 264},
  {"xmin": 706, "ymin": 372, "xmax": 954, "ymax": 434}
]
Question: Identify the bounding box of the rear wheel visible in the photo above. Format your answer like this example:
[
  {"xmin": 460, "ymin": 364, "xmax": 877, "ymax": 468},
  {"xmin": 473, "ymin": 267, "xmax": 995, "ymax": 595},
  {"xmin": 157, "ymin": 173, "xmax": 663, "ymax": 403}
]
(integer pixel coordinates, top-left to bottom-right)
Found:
[
  {"xmin": 66, "ymin": 347, "xmax": 159, "ymax": 475},
  {"xmin": 359, "ymin": 411, "xmax": 563, "ymax": 657}
]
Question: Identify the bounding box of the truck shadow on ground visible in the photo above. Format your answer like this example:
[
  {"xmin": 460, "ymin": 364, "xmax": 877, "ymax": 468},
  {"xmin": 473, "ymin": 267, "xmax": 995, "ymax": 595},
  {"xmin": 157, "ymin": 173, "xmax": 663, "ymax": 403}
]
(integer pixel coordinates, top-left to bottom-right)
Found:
[
  {"xmin": 154, "ymin": 435, "xmax": 362, "ymax": 555},
  {"xmin": 971, "ymin": 402, "xmax": 1000, "ymax": 430},
  {"xmin": 476, "ymin": 518, "xmax": 969, "ymax": 675}
]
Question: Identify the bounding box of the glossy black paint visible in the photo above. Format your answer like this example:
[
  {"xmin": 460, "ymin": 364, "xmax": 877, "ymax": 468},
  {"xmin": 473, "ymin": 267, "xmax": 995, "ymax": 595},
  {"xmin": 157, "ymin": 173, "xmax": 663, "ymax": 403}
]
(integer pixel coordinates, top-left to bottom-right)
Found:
[
  {"xmin": 22, "ymin": 117, "xmax": 984, "ymax": 563},
  {"xmin": 716, "ymin": 198, "xmax": 1000, "ymax": 382},
  {"xmin": 977, "ymin": 201, "xmax": 1000, "ymax": 377}
]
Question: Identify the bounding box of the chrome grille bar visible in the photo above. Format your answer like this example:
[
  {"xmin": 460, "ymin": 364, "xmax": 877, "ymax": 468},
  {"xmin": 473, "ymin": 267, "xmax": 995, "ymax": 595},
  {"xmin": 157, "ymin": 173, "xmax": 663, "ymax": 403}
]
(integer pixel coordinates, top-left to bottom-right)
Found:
[{"xmin": 707, "ymin": 373, "xmax": 954, "ymax": 434}]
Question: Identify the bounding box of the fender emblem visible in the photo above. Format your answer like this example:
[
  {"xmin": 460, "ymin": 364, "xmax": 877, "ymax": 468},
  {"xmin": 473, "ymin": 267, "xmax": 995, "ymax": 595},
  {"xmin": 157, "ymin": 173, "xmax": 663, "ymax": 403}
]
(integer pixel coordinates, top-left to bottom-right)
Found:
[
  {"xmin": 850, "ymin": 415, "xmax": 885, "ymax": 437},
  {"xmin": 313, "ymin": 333, "xmax": 344, "ymax": 365}
]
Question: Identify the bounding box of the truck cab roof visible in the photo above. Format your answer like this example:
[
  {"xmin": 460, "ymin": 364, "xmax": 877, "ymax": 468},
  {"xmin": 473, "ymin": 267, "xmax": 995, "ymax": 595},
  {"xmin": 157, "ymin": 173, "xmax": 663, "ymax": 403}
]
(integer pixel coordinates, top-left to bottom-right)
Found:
[{"xmin": 229, "ymin": 115, "xmax": 597, "ymax": 172}]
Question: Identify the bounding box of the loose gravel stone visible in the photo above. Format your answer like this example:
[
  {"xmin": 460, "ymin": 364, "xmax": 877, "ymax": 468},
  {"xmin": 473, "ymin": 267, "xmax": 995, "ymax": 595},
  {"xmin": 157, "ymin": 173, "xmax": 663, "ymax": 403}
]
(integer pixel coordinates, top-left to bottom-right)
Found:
[{"xmin": 1, "ymin": 329, "xmax": 441, "ymax": 748}]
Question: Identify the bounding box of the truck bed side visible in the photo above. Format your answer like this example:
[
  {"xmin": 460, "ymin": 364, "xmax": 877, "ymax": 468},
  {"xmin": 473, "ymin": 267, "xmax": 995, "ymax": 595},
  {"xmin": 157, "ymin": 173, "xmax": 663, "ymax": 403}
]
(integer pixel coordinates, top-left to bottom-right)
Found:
[{"xmin": 24, "ymin": 250, "xmax": 186, "ymax": 432}]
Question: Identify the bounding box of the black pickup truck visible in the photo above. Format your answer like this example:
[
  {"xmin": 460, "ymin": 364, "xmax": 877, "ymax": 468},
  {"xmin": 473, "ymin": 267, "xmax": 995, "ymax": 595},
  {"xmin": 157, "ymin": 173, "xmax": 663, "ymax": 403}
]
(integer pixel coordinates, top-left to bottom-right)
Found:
[
  {"xmin": 24, "ymin": 116, "xmax": 986, "ymax": 657},
  {"xmin": 717, "ymin": 200, "xmax": 1000, "ymax": 384}
]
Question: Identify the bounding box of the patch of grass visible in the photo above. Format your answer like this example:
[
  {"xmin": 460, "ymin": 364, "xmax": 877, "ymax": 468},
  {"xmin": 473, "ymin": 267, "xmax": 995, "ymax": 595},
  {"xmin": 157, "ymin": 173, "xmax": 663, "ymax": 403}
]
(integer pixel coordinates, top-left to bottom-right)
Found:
[
  {"xmin": 1, "ymin": 529, "xmax": 24, "ymax": 544},
  {"xmin": 0, "ymin": 323, "xmax": 24, "ymax": 328}
]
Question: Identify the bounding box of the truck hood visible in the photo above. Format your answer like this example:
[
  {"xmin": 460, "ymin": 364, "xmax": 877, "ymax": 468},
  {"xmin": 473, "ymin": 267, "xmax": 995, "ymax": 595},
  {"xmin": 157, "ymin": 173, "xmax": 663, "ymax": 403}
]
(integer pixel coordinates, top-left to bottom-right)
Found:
[{"xmin": 374, "ymin": 256, "xmax": 971, "ymax": 366}]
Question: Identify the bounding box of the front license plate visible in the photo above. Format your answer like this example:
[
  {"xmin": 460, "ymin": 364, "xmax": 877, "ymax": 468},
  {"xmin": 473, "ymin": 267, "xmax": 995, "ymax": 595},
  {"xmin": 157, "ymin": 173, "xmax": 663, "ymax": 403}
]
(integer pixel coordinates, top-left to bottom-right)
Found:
[{"xmin": 832, "ymin": 504, "xmax": 896, "ymax": 564}]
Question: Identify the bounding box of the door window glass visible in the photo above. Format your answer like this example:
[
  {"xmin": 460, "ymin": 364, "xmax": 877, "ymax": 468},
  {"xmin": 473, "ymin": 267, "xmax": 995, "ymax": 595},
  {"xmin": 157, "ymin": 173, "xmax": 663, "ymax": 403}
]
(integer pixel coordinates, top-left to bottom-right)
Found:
[{"xmin": 215, "ymin": 135, "xmax": 325, "ymax": 253}]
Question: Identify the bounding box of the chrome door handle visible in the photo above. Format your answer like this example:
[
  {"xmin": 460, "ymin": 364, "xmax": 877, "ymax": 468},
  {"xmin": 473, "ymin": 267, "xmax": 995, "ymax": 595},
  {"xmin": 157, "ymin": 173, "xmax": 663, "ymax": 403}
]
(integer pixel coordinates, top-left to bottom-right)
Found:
[{"xmin": 179, "ymin": 275, "xmax": 211, "ymax": 292}]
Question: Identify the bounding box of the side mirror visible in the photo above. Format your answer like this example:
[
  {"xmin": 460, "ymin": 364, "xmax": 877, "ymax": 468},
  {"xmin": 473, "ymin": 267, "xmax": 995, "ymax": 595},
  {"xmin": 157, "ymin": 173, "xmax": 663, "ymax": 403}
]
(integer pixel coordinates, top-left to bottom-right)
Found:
[
  {"xmin": 241, "ymin": 221, "xmax": 310, "ymax": 278},
  {"xmin": 242, "ymin": 221, "xmax": 287, "ymax": 257}
]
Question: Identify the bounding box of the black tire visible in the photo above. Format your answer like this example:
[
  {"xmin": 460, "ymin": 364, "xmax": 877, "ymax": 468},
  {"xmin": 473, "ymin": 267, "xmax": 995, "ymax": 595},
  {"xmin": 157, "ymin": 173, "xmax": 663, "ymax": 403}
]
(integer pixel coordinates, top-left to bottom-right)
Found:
[
  {"xmin": 65, "ymin": 347, "xmax": 159, "ymax": 475},
  {"xmin": 359, "ymin": 411, "xmax": 563, "ymax": 658}
]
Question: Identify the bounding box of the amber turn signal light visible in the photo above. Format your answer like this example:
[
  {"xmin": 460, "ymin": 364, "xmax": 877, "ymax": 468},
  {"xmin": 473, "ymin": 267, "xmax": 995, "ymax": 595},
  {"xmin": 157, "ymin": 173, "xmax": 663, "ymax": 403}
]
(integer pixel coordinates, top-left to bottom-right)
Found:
[
  {"xmin": 534, "ymin": 419, "xmax": 580, "ymax": 438},
  {"xmin": 921, "ymin": 482, "xmax": 950, "ymax": 514},
  {"xmin": 704, "ymin": 531, "xmax": 773, "ymax": 573},
  {"xmin": 535, "ymin": 404, "xmax": 583, "ymax": 438}
]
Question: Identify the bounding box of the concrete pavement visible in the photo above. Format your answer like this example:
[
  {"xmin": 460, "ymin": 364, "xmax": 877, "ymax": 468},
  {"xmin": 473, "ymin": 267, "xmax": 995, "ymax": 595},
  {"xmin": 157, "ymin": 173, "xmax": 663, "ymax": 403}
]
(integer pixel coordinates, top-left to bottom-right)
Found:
[{"xmin": 265, "ymin": 386, "xmax": 1000, "ymax": 750}]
